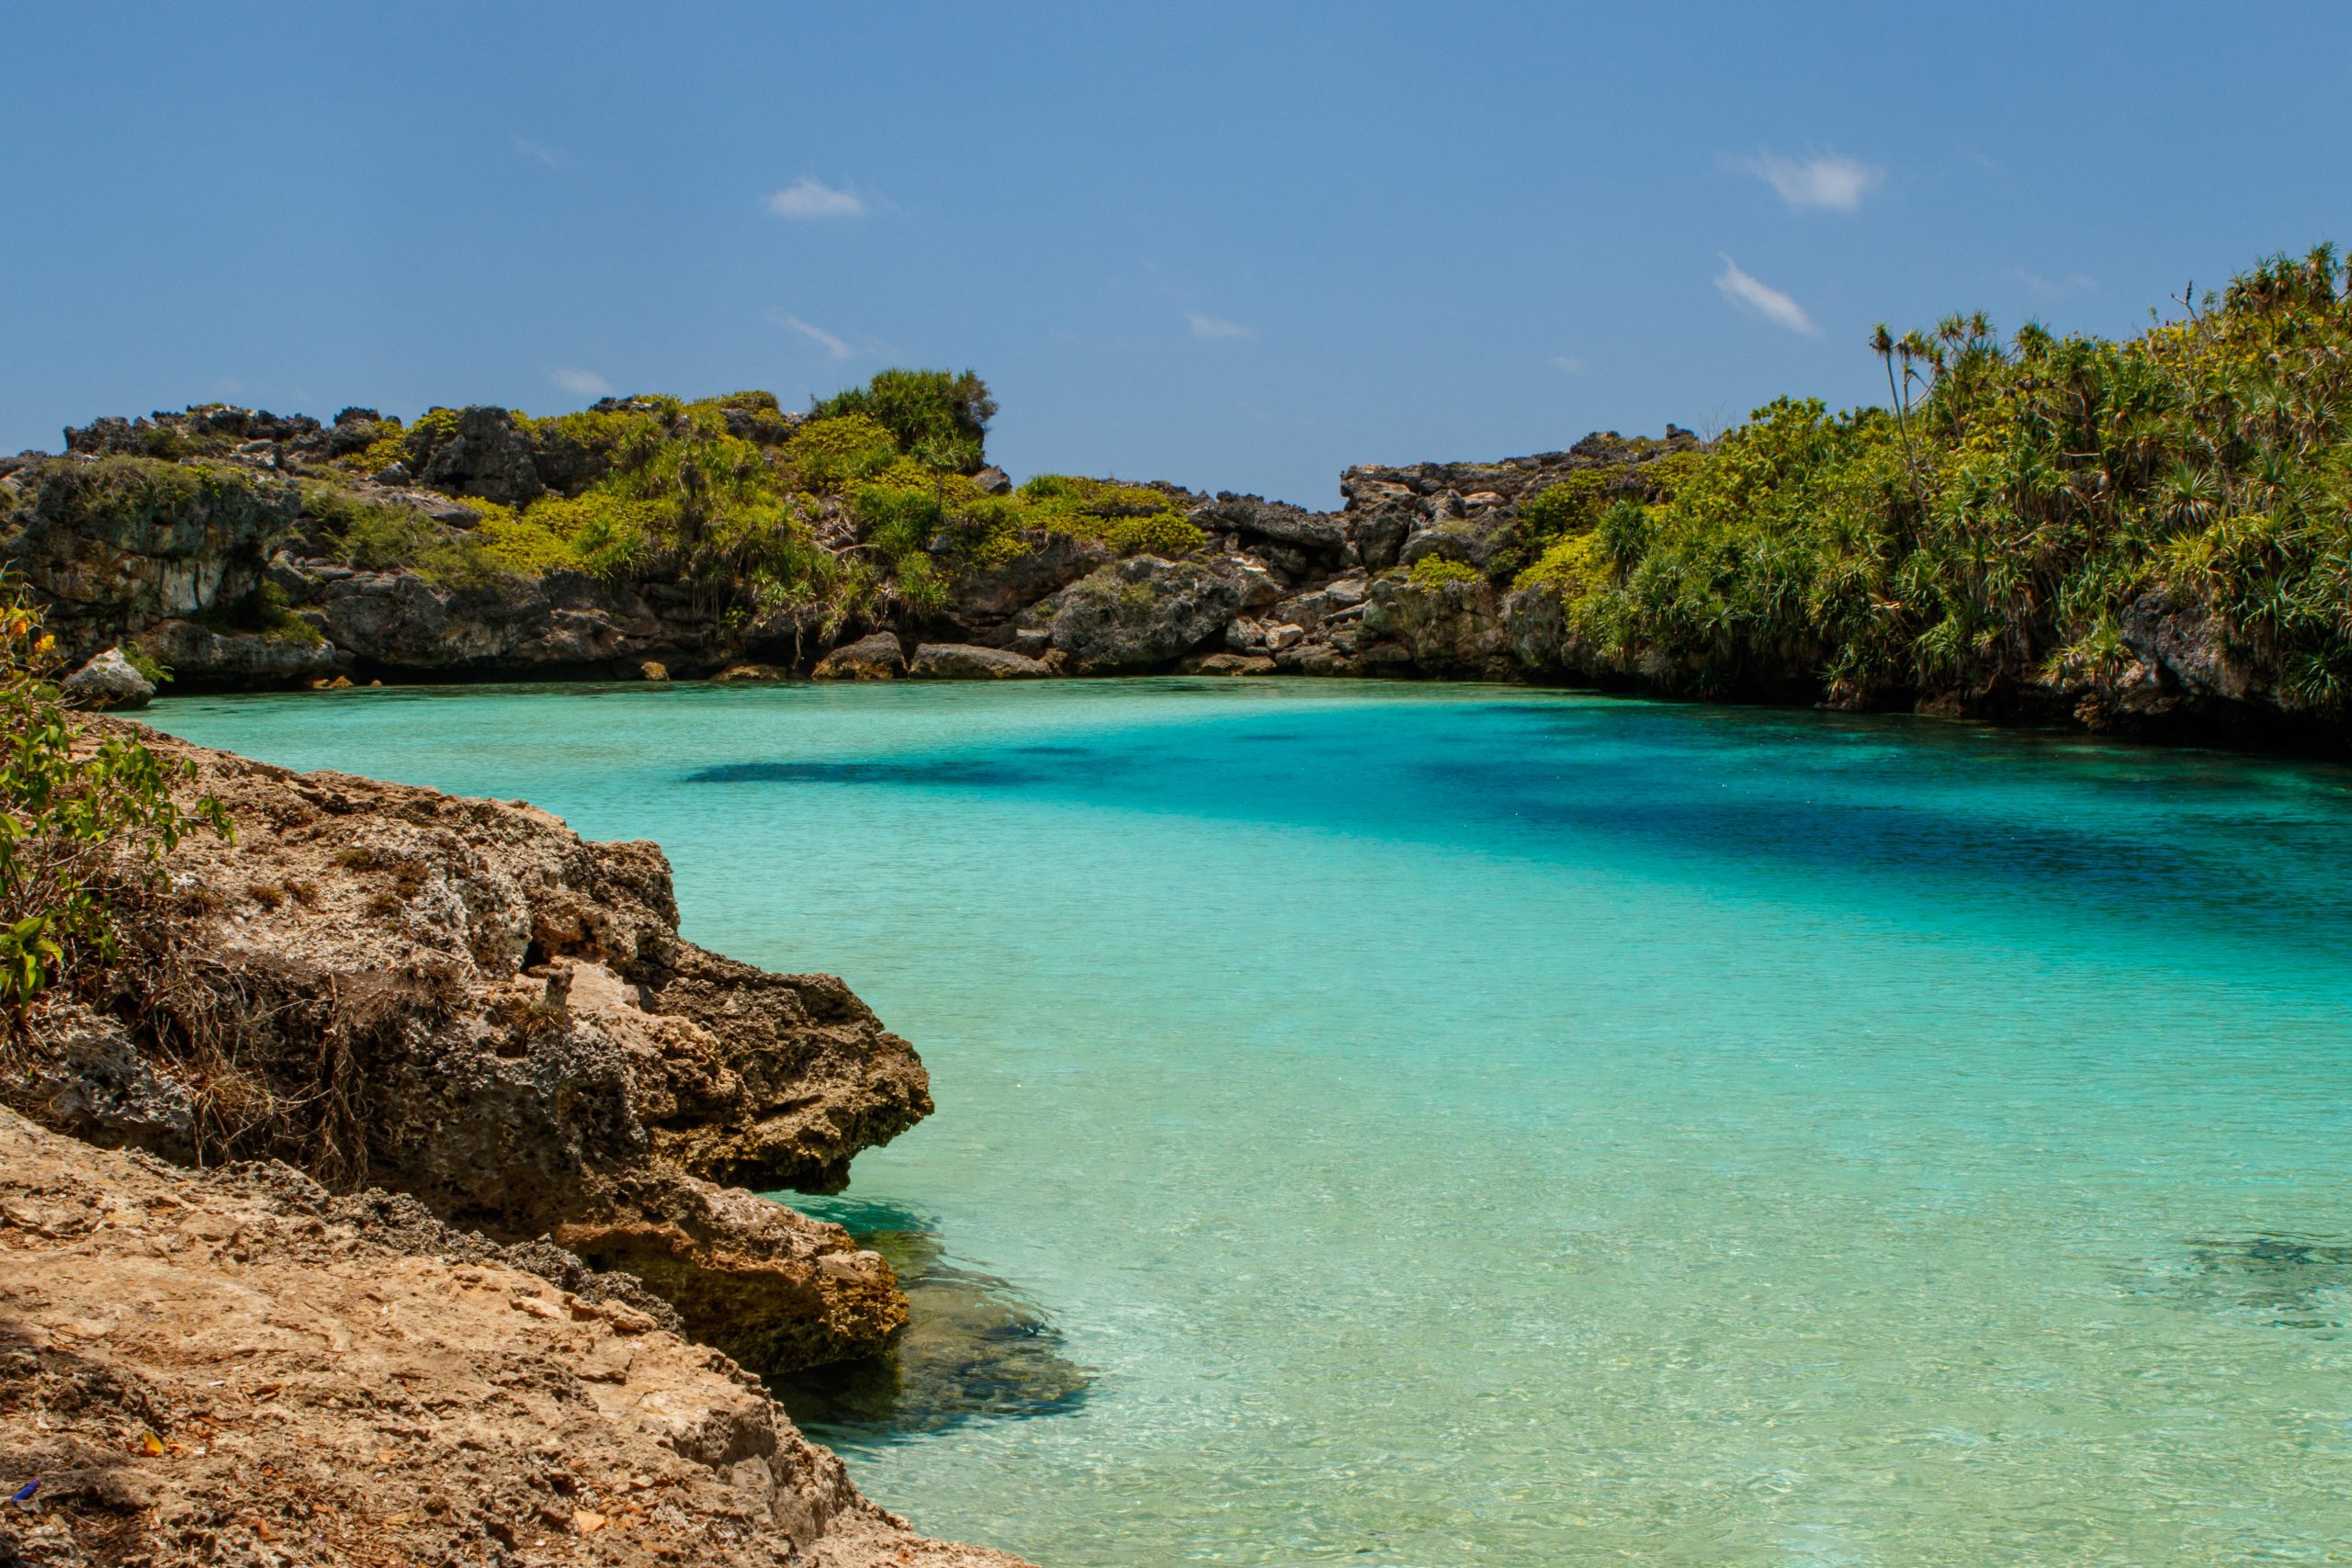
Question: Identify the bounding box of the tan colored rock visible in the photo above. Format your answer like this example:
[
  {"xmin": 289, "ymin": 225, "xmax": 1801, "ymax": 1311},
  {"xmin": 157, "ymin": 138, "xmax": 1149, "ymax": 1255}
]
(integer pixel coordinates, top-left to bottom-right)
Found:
[
  {"xmin": 710, "ymin": 662, "xmax": 786, "ymax": 683},
  {"xmin": 1180, "ymin": 652, "xmax": 1276, "ymax": 676},
  {"xmin": 640, "ymin": 660, "xmax": 671, "ymax": 682},
  {"xmin": 8, "ymin": 719, "xmax": 935, "ymax": 1375},
  {"xmin": 0, "ymin": 1108, "xmax": 1034, "ymax": 1568},
  {"xmin": 907, "ymin": 642, "xmax": 1051, "ymax": 680},
  {"xmin": 814, "ymin": 631, "xmax": 906, "ymax": 681}
]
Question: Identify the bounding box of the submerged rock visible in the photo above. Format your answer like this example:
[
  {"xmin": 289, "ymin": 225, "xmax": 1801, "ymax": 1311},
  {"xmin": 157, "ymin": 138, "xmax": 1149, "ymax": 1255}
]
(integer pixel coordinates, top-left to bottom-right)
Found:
[
  {"xmin": 59, "ymin": 646, "xmax": 154, "ymax": 709},
  {"xmin": 771, "ymin": 1202, "xmax": 1091, "ymax": 1438}
]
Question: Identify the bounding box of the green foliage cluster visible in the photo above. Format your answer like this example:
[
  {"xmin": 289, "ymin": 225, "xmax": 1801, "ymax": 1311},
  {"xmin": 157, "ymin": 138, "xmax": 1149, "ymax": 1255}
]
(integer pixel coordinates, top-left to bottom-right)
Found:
[
  {"xmin": 999, "ymin": 475, "xmax": 1207, "ymax": 556},
  {"xmin": 1407, "ymin": 556, "xmax": 1485, "ymax": 588},
  {"xmin": 811, "ymin": 368, "xmax": 997, "ymax": 472},
  {"xmin": 307, "ymin": 484, "xmax": 501, "ymax": 588},
  {"xmin": 1515, "ymin": 245, "xmax": 2352, "ymax": 711},
  {"xmin": 275, "ymin": 370, "xmax": 1205, "ymax": 629},
  {"xmin": 0, "ymin": 591, "xmax": 230, "ymax": 1010}
]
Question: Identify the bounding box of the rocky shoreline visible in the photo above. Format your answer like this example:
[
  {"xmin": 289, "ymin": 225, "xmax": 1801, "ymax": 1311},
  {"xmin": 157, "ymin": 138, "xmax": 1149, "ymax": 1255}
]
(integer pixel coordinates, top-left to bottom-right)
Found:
[
  {"xmin": 8, "ymin": 400, "xmax": 2322, "ymax": 750},
  {"xmin": 2, "ymin": 718, "xmax": 1031, "ymax": 1565}
]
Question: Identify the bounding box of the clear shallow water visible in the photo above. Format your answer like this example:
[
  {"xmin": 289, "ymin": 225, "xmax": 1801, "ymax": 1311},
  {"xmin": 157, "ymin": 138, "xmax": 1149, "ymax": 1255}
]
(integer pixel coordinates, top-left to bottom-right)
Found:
[{"xmin": 147, "ymin": 679, "xmax": 2352, "ymax": 1566}]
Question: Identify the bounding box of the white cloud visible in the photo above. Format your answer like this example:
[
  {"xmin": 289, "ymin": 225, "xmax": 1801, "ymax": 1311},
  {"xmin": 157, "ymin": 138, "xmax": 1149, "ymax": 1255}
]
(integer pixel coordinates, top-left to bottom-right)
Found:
[
  {"xmin": 1734, "ymin": 152, "xmax": 1882, "ymax": 212},
  {"xmin": 1714, "ymin": 255, "xmax": 1820, "ymax": 335},
  {"xmin": 765, "ymin": 177, "xmax": 865, "ymax": 220},
  {"xmin": 549, "ymin": 368, "xmax": 613, "ymax": 397},
  {"xmin": 764, "ymin": 310, "xmax": 855, "ymax": 360},
  {"xmin": 513, "ymin": 137, "xmax": 563, "ymax": 168},
  {"xmin": 1188, "ymin": 312, "xmax": 1251, "ymax": 340},
  {"xmin": 1549, "ymin": 355, "xmax": 1585, "ymax": 375}
]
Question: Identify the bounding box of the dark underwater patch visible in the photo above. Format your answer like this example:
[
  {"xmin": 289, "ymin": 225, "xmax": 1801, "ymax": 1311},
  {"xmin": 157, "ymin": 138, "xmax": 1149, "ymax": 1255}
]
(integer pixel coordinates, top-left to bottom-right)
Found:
[
  {"xmin": 2120, "ymin": 1234, "xmax": 2352, "ymax": 1332},
  {"xmin": 686, "ymin": 758, "xmax": 1040, "ymax": 788},
  {"xmin": 769, "ymin": 1203, "xmax": 1093, "ymax": 1441}
]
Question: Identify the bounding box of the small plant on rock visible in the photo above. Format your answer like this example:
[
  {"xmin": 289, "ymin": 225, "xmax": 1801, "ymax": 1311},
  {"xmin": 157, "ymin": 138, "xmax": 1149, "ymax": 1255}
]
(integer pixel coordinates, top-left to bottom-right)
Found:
[{"xmin": 0, "ymin": 589, "xmax": 231, "ymax": 1013}]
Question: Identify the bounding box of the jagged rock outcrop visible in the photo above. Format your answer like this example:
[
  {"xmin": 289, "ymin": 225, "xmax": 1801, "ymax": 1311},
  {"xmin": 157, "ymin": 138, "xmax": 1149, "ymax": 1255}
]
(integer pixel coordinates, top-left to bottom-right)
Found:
[
  {"xmin": 0, "ymin": 1109, "xmax": 1032, "ymax": 1568},
  {"xmin": 945, "ymin": 529, "xmax": 1114, "ymax": 628},
  {"xmin": 1361, "ymin": 576, "xmax": 1514, "ymax": 677},
  {"xmin": 2, "ymin": 455, "xmax": 300, "ymax": 661},
  {"xmin": 6, "ymin": 719, "xmax": 933, "ymax": 1377},
  {"xmin": 405, "ymin": 405, "xmax": 609, "ymax": 505},
  {"xmin": 1042, "ymin": 556, "xmax": 1266, "ymax": 673}
]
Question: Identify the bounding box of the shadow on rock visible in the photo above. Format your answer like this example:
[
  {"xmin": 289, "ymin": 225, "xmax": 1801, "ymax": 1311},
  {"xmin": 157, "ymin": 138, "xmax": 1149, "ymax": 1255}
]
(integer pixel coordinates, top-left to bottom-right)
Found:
[{"xmin": 768, "ymin": 1199, "xmax": 1092, "ymax": 1440}]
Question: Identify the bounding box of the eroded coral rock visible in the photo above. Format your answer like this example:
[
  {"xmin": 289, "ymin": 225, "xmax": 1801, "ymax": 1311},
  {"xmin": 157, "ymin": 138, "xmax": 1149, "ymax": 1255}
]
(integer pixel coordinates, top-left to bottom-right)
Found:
[
  {"xmin": 0, "ymin": 1108, "xmax": 1033, "ymax": 1568},
  {"xmin": 6, "ymin": 721, "xmax": 933, "ymax": 1375}
]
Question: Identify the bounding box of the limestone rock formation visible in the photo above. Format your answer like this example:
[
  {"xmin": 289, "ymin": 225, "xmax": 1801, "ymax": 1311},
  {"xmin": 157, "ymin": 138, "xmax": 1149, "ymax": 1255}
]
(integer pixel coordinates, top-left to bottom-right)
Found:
[
  {"xmin": 0, "ymin": 1108, "xmax": 1032, "ymax": 1568},
  {"xmin": 58, "ymin": 647, "xmax": 153, "ymax": 710},
  {"xmin": 907, "ymin": 643, "xmax": 1051, "ymax": 680},
  {"xmin": 6, "ymin": 720, "xmax": 933, "ymax": 1376},
  {"xmin": 814, "ymin": 631, "xmax": 907, "ymax": 681},
  {"xmin": 1044, "ymin": 556, "xmax": 1254, "ymax": 672}
]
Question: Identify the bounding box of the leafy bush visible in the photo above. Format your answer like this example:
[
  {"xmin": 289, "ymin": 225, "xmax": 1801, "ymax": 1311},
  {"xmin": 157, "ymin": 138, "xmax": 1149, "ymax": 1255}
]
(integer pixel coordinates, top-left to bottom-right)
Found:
[
  {"xmin": 1407, "ymin": 557, "xmax": 1485, "ymax": 588},
  {"xmin": 306, "ymin": 485, "xmax": 502, "ymax": 587},
  {"xmin": 783, "ymin": 415, "xmax": 901, "ymax": 491},
  {"xmin": 812, "ymin": 369, "xmax": 996, "ymax": 472},
  {"xmin": 0, "ymin": 591, "xmax": 229, "ymax": 1010},
  {"xmin": 1518, "ymin": 470, "xmax": 1612, "ymax": 541},
  {"xmin": 1011, "ymin": 475, "xmax": 1206, "ymax": 556},
  {"xmin": 1530, "ymin": 244, "xmax": 2352, "ymax": 710}
]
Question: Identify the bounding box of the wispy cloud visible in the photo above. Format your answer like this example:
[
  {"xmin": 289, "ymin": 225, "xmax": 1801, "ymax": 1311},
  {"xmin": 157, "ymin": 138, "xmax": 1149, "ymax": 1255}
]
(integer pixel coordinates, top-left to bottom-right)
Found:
[
  {"xmin": 765, "ymin": 177, "xmax": 865, "ymax": 220},
  {"xmin": 763, "ymin": 310, "xmax": 855, "ymax": 360},
  {"xmin": 1187, "ymin": 312, "xmax": 1251, "ymax": 340},
  {"xmin": 549, "ymin": 368, "xmax": 614, "ymax": 398},
  {"xmin": 1549, "ymin": 355, "xmax": 1585, "ymax": 375},
  {"xmin": 513, "ymin": 137, "xmax": 564, "ymax": 168},
  {"xmin": 1732, "ymin": 152, "xmax": 1882, "ymax": 213},
  {"xmin": 2011, "ymin": 266, "xmax": 2098, "ymax": 300},
  {"xmin": 1714, "ymin": 255, "xmax": 1820, "ymax": 335}
]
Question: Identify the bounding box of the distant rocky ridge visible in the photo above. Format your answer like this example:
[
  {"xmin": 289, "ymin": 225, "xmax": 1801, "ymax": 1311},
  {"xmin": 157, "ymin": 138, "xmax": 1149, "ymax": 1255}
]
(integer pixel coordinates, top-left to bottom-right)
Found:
[{"xmin": 2, "ymin": 399, "xmax": 2316, "ymax": 742}]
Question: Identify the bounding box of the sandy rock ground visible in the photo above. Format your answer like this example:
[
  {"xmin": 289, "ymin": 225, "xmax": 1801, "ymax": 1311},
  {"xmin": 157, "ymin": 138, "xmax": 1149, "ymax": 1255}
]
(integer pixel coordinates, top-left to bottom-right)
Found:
[{"xmin": 0, "ymin": 1108, "xmax": 1032, "ymax": 1568}]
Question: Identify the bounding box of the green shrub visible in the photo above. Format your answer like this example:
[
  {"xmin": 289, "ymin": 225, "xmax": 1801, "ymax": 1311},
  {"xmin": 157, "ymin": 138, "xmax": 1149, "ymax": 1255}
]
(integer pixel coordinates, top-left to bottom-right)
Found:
[
  {"xmin": 1519, "ymin": 470, "xmax": 1611, "ymax": 541},
  {"xmin": 0, "ymin": 591, "xmax": 230, "ymax": 1010},
  {"xmin": 783, "ymin": 415, "xmax": 900, "ymax": 491},
  {"xmin": 49, "ymin": 456, "xmax": 274, "ymax": 530},
  {"xmin": 1009, "ymin": 475, "xmax": 1205, "ymax": 556},
  {"xmin": 306, "ymin": 484, "xmax": 502, "ymax": 587},
  {"xmin": 1407, "ymin": 557, "xmax": 1484, "ymax": 588},
  {"xmin": 119, "ymin": 645, "xmax": 171, "ymax": 685},
  {"xmin": 812, "ymin": 369, "xmax": 996, "ymax": 472}
]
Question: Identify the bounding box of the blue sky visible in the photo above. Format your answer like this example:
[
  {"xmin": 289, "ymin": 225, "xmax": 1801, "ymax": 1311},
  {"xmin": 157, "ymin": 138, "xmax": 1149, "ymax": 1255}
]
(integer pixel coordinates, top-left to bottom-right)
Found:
[{"xmin": 5, "ymin": 2, "xmax": 2347, "ymax": 504}]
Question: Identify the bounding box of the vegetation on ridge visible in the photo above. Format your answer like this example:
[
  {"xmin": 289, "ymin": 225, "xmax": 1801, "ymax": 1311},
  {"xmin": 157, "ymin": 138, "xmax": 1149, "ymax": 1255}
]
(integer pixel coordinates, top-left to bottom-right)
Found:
[{"xmin": 1510, "ymin": 246, "xmax": 2352, "ymax": 714}]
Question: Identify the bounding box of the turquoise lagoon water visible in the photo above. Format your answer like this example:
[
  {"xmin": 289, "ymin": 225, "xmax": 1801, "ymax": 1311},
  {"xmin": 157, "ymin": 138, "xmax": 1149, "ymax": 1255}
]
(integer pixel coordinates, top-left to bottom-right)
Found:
[{"xmin": 146, "ymin": 680, "xmax": 2352, "ymax": 1566}]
